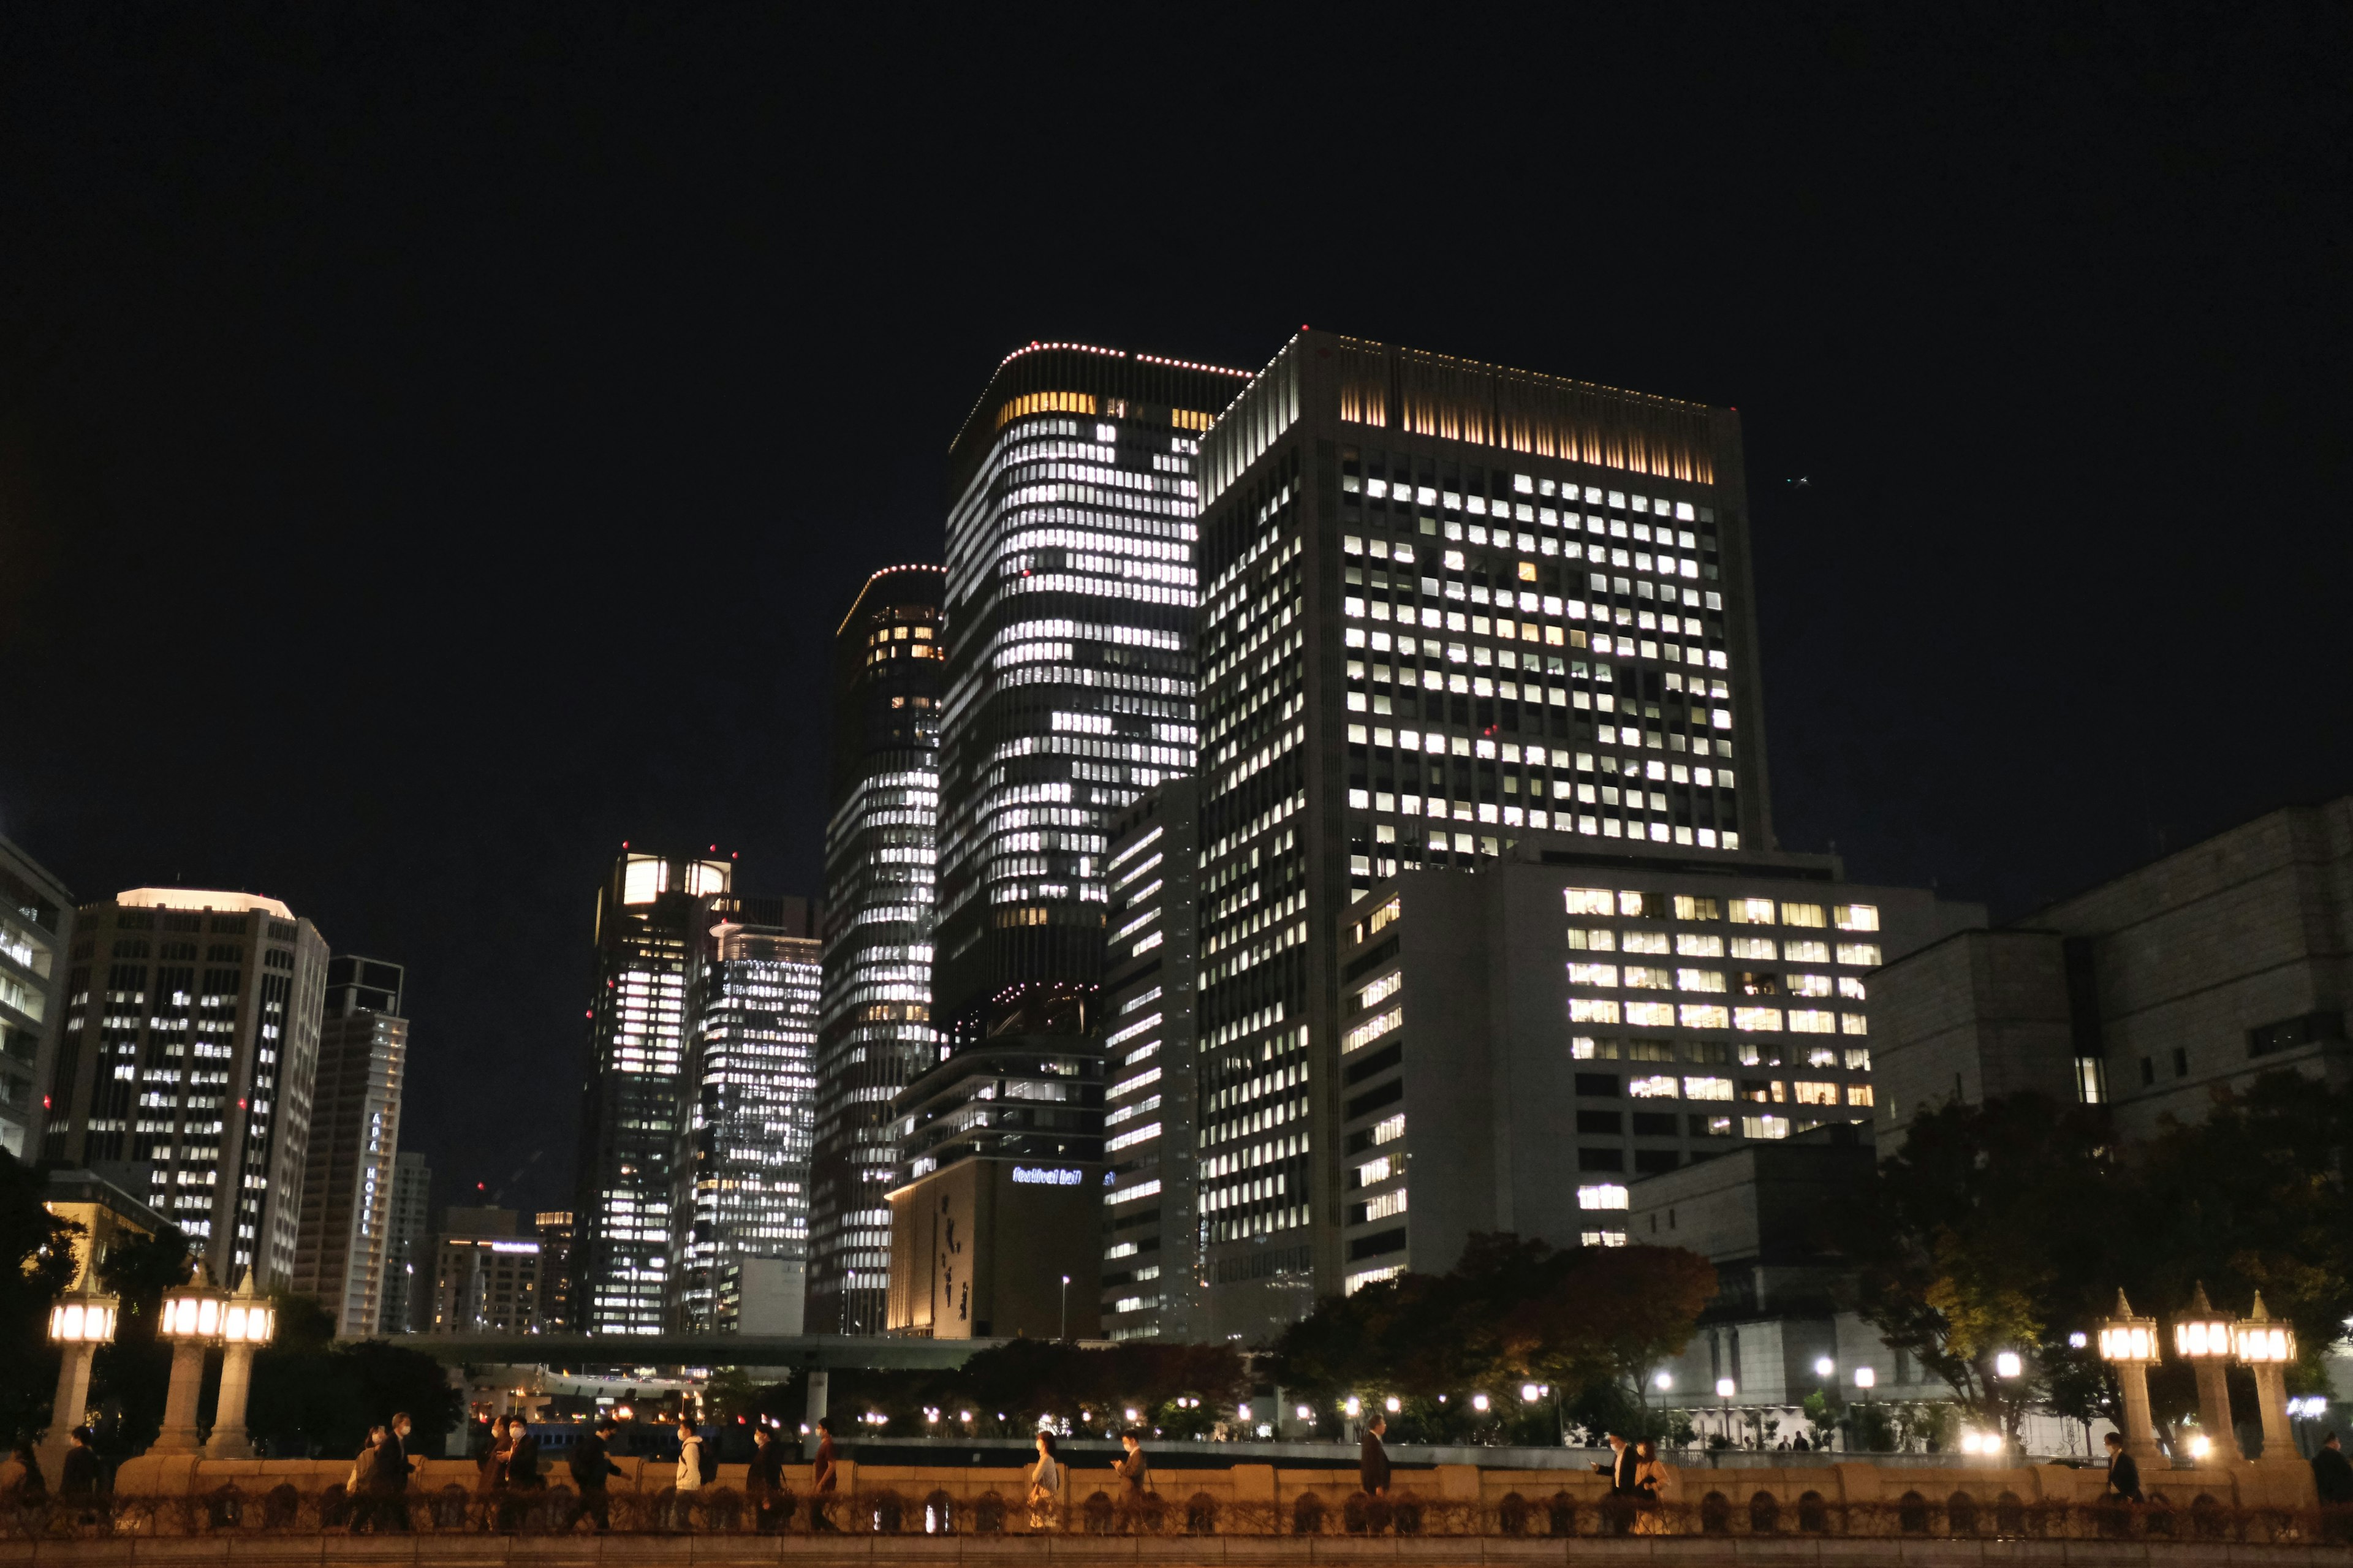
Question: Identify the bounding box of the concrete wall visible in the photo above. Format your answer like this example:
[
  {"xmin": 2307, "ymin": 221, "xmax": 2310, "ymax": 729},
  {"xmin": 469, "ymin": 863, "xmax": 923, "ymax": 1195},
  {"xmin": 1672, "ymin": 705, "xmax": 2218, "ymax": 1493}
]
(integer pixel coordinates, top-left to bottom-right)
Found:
[{"xmin": 1870, "ymin": 929, "xmax": 2077, "ymax": 1140}]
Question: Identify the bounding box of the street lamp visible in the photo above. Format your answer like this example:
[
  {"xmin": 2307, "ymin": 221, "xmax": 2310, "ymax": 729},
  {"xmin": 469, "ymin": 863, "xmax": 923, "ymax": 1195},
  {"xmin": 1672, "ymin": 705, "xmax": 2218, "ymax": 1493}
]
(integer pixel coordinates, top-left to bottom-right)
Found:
[
  {"xmin": 2232, "ymin": 1291, "xmax": 2298, "ymax": 1464},
  {"xmin": 154, "ymin": 1262, "xmax": 227, "ymax": 1453},
  {"xmin": 1813, "ymin": 1357, "xmax": 1835, "ymax": 1379},
  {"xmin": 207, "ymin": 1271, "xmax": 276, "ymax": 1457},
  {"xmin": 1716, "ymin": 1377, "xmax": 1736, "ymax": 1446},
  {"xmin": 2173, "ymin": 1282, "xmax": 2240, "ymax": 1464},
  {"xmin": 2097, "ymin": 1290, "xmax": 2162, "ymax": 1464},
  {"xmin": 41, "ymin": 1256, "xmax": 118, "ymax": 1477},
  {"xmin": 1060, "ymin": 1275, "xmax": 1069, "ymax": 1341},
  {"xmin": 1993, "ymin": 1351, "xmax": 2023, "ymax": 1380}
]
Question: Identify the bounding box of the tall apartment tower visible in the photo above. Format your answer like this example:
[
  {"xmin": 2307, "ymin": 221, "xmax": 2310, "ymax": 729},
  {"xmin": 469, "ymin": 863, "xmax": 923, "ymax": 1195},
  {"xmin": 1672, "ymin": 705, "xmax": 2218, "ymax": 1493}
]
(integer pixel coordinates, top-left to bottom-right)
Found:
[
  {"xmin": 1189, "ymin": 331, "xmax": 1769, "ymax": 1339},
  {"xmin": 1099, "ymin": 779, "xmax": 1202, "ymax": 1340},
  {"xmin": 381, "ymin": 1151, "xmax": 432, "ymax": 1333},
  {"xmin": 670, "ymin": 895, "xmax": 820, "ymax": 1333},
  {"xmin": 882, "ymin": 346, "xmax": 1246, "ymax": 1338},
  {"xmin": 1, "ymin": 836, "xmax": 72, "ymax": 1161},
  {"xmin": 291, "ymin": 956, "xmax": 409, "ymax": 1337},
  {"xmin": 811, "ymin": 566, "xmax": 945, "ymax": 1335},
  {"xmin": 44, "ymin": 888, "xmax": 329, "ymax": 1285},
  {"xmin": 572, "ymin": 849, "xmax": 731, "ymax": 1335}
]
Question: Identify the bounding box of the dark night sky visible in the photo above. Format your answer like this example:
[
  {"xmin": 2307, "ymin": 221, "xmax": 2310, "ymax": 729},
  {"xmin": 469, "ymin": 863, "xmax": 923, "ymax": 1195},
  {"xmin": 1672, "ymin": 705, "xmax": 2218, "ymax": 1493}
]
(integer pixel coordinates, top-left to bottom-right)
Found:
[{"xmin": 2, "ymin": 9, "xmax": 2346, "ymax": 1216}]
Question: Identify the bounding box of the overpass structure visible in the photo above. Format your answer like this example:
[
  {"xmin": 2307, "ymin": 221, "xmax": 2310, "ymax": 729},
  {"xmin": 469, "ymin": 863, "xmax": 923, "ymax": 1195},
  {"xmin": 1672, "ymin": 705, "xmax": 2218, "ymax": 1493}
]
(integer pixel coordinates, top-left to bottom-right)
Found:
[{"xmin": 346, "ymin": 1332, "xmax": 1020, "ymax": 1372}]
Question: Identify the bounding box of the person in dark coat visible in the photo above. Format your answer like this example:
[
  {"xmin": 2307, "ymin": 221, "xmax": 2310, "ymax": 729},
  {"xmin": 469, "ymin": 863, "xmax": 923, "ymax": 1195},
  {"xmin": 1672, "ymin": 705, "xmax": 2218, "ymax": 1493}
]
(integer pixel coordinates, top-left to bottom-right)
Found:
[
  {"xmin": 748, "ymin": 1426, "xmax": 789, "ymax": 1533},
  {"xmin": 372, "ymin": 1412, "xmax": 414, "ymax": 1532},
  {"xmin": 563, "ymin": 1417, "xmax": 624, "ymax": 1533},
  {"xmin": 2103, "ymin": 1432, "xmax": 2143, "ymax": 1504},
  {"xmin": 58, "ymin": 1429, "xmax": 100, "ymax": 1524},
  {"xmin": 1591, "ymin": 1432, "xmax": 1640, "ymax": 1534},
  {"xmin": 810, "ymin": 1417, "xmax": 839, "ymax": 1532},
  {"xmin": 1358, "ymin": 1414, "xmax": 1393, "ymax": 1534},
  {"xmin": 2313, "ymin": 1431, "xmax": 2353, "ymax": 1504}
]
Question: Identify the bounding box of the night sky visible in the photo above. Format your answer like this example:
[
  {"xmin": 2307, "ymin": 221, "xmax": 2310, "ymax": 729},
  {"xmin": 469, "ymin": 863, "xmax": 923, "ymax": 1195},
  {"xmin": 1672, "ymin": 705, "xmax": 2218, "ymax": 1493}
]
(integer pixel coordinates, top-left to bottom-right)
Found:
[{"xmin": 2, "ymin": 10, "xmax": 2346, "ymax": 1216}]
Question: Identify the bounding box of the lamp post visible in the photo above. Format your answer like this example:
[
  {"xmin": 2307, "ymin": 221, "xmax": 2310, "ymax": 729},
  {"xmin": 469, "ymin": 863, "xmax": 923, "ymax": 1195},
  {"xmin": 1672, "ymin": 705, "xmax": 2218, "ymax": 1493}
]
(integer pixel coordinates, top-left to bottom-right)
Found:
[
  {"xmin": 2097, "ymin": 1290, "xmax": 2162, "ymax": 1465},
  {"xmin": 1060, "ymin": 1274, "xmax": 1069, "ymax": 1342},
  {"xmin": 154, "ymin": 1262, "xmax": 227, "ymax": 1453},
  {"xmin": 2231, "ymin": 1291, "xmax": 2297, "ymax": 1464},
  {"xmin": 207, "ymin": 1272, "xmax": 276, "ymax": 1458},
  {"xmin": 2172, "ymin": 1282, "xmax": 2240, "ymax": 1464},
  {"xmin": 41, "ymin": 1259, "xmax": 119, "ymax": 1477},
  {"xmin": 1716, "ymin": 1378, "xmax": 1736, "ymax": 1447}
]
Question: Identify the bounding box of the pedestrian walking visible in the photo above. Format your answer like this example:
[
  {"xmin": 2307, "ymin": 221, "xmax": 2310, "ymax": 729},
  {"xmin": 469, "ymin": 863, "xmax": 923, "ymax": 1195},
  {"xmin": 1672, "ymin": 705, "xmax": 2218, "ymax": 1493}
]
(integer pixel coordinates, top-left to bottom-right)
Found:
[
  {"xmin": 2102, "ymin": 1432, "xmax": 2143, "ymax": 1504},
  {"xmin": 56, "ymin": 1428, "xmax": 100, "ymax": 1528},
  {"xmin": 373, "ymin": 1412, "xmax": 415, "ymax": 1532},
  {"xmin": 1632, "ymin": 1438, "xmax": 1679, "ymax": 1536},
  {"xmin": 563, "ymin": 1416, "xmax": 624, "ymax": 1533},
  {"xmin": 671, "ymin": 1420, "xmax": 705, "ymax": 1531},
  {"xmin": 2314, "ymin": 1432, "xmax": 2353, "ymax": 1504},
  {"xmin": 1113, "ymin": 1430, "xmax": 1151, "ymax": 1529},
  {"xmin": 748, "ymin": 1426, "xmax": 788, "ymax": 1533},
  {"xmin": 1358, "ymin": 1414, "xmax": 1392, "ymax": 1532},
  {"xmin": 2, "ymin": 1441, "xmax": 45, "ymax": 1531},
  {"xmin": 476, "ymin": 1417, "xmax": 514, "ymax": 1531},
  {"xmin": 346, "ymin": 1427, "xmax": 387, "ymax": 1533},
  {"xmin": 1593, "ymin": 1432, "xmax": 1639, "ymax": 1534},
  {"xmin": 810, "ymin": 1417, "xmax": 839, "ymax": 1532},
  {"xmin": 507, "ymin": 1418, "xmax": 543, "ymax": 1521},
  {"xmin": 1026, "ymin": 1431, "xmax": 1063, "ymax": 1531}
]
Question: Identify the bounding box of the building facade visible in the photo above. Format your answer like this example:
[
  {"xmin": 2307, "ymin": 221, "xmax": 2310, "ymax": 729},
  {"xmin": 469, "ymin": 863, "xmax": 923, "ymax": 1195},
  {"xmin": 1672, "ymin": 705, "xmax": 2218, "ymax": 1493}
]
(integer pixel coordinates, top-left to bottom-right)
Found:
[
  {"xmin": 381, "ymin": 1151, "xmax": 432, "ymax": 1333},
  {"xmin": 811, "ymin": 566, "xmax": 946, "ymax": 1335},
  {"xmin": 42, "ymin": 888, "xmax": 328, "ymax": 1285},
  {"xmin": 291, "ymin": 956, "xmax": 408, "ymax": 1337},
  {"xmin": 1099, "ymin": 779, "xmax": 1202, "ymax": 1340},
  {"xmin": 885, "ymin": 346, "xmax": 1245, "ymax": 1339},
  {"xmin": 532, "ymin": 1209, "xmax": 574, "ymax": 1332},
  {"xmin": 1872, "ymin": 795, "xmax": 2353, "ymax": 1145},
  {"xmin": 670, "ymin": 896, "xmax": 820, "ymax": 1333},
  {"xmin": 0, "ymin": 836, "xmax": 72, "ymax": 1161},
  {"xmin": 571, "ymin": 849, "xmax": 731, "ymax": 1335},
  {"xmin": 1327, "ymin": 844, "xmax": 1979, "ymax": 1297},
  {"xmin": 424, "ymin": 1205, "xmax": 543, "ymax": 1335},
  {"xmin": 1189, "ymin": 330, "xmax": 1776, "ymax": 1338}
]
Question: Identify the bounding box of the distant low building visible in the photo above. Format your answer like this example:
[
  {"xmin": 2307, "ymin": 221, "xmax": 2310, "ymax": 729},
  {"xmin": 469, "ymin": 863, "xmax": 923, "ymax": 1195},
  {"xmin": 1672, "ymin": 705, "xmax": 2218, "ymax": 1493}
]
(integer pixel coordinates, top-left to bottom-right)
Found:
[
  {"xmin": 424, "ymin": 1205, "xmax": 542, "ymax": 1335},
  {"xmin": 1872, "ymin": 797, "xmax": 2353, "ymax": 1144}
]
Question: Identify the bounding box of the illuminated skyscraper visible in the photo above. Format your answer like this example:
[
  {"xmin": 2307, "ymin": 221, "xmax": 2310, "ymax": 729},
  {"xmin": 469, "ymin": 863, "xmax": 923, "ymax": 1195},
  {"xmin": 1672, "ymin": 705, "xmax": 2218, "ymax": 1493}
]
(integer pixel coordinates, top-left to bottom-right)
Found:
[
  {"xmin": 671, "ymin": 895, "xmax": 819, "ymax": 1333},
  {"xmin": 1189, "ymin": 331, "xmax": 1771, "ymax": 1338},
  {"xmin": 571, "ymin": 849, "xmax": 731, "ymax": 1335},
  {"xmin": 882, "ymin": 345, "xmax": 1246, "ymax": 1339},
  {"xmin": 290, "ymin": 956, "xmax": 408, "ymax": 1337},
  {"xmin": 381, "ymin": 1152, "xmax": 431, "ymax": 1332},
  {"xmin": 810, "ymin": 566, "xmax": 945, "ymax": 1335},
  {"xmin": 43, "ymin": 888, "xmax": 329, "ymax": 1286},
  {"xmin": 1, "ymin": 835, "xmax": 72, "ymax": 1162}
]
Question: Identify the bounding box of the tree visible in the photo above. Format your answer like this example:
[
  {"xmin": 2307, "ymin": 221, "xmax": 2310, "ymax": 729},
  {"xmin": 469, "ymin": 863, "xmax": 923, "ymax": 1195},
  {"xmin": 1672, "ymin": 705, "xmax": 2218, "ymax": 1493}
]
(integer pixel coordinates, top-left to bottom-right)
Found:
[
  {"xmin": 244, "ymin": 1297, "xmax": 463, "ymax": 1458},
  {"xmin": 0, "ymin": 1152, "xmax": 82, "ymax": 1444}
]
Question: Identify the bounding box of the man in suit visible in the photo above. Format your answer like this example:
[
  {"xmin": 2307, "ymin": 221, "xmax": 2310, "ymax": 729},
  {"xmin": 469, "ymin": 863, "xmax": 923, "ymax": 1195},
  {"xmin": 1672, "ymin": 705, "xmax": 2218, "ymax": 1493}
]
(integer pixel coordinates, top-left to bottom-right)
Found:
[
  {"xmin": 564, "ymin": 1417, "xmax": 624, "ymax": 1534},
  {"xmin": 2103, "ymin": 1431, "xmax": 2143, "ymax": 1504},
  {"xmin": 1114, "ymin": 1431, "xmax": 1153, "ymax": 1531},
  {"xmin": 1591, "ymin": 1433, "xmax": 1640, "ymax": 1534},
  {"xmin": 1359, "ymin": 1414, "xmax": 1392, "ymax": 1533}
]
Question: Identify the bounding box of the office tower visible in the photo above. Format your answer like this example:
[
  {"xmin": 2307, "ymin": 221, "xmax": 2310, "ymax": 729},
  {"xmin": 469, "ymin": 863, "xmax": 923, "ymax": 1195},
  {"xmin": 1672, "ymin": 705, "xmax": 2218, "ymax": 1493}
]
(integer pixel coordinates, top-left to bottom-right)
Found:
[
  {"xmin": 292, "ymin": 956, "xmax": 409, "ymax": 1337},
  {"xmin": 1189, "ymin": 330, "xmax": 1770, "ymax": 1338},
  {"xmin": 1, "ymin": 836, "xmax": 72, "ymax": 1161},
  {"xmin": 42, "ymin": 888, "xmax": 328, "ymax": 1284},
  {"xmin": 1098, "ymin": 779, "xmax": 1201, "ymax": 1340},
  {"xmin": 572, "ymin": 849, "xmax": 731, "ymax": 1335},
  {"xmin": 533, "ymin": 1210, "xmax": 575, "ymax": 1331},
  {"xmin": 423, "ymin": 1205, "xmax": 542, "ymax": 1334},
  {"xmin": 1873, "ymin": 795, "xmax": 2353, "ymax": 1146},
  {"xmin": 381, "ymin": 1151, "xmax": 433, "ymax": 1333},
  {"xmin": 671, "ymin": 895, "xmax": 820, "ymax": 1333},
  {"xmin": 883, "ymin": 346, "xmax": 1245, "ymax": 1338},
  {"xmin": 810, "ymin": 565, "xmax": 945, "ymax": 1335},
  {"xmin": 1330, "ymin": 849, "xmax": 1979, "ymax": 1292}
]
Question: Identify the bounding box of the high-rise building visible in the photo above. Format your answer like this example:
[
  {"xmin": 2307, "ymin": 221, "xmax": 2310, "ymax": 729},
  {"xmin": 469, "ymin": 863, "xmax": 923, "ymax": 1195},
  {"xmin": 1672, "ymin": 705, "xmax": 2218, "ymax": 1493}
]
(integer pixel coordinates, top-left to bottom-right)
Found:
[
  {"xmin": 882, "ymin": 346, "xmax": 1246, "ymax": 1338},
  {"xmin": 1, "ymin": 835, "xmax": 72, "ymax": 1161},
  {"xmin": 1098, "ymin": 779, "xmax": 1202, "ymax": 1340},
  {"xmin": 291, "ymin": 956, "xmax": 409, "ymax": 1337},
  {"xmin": 1188, "ymin": 330, "xmax": 1771, "ymax": 1338},
  {"xmin": 381, "ymin": 1151, "xmax": 433, "ymax": 1333},
  {"xmin": 42, "ymin": 888, "xmax": 328, "ymax": 1284},
  {"xmin": 1329, "ymin": 847, "xmax": 1979, "ymax": 1292},
  {"xmin": 670, "ymin": 895, "xmax": 820, "ymax": 1333},
  {"xmin": 532, "ymin": 1209, "xmax": 575, "ymax": 1331},
  {"xmin": 423, "ymin": 1205, "xmax": 542, "ymax": 1335},
  {"xmin": 811, "ymin": 566, "xmax": 945, "ymax": 1335},
  {"xmin": 572, "ymin": 849, "xmax": 731, "ymax": 1335}
]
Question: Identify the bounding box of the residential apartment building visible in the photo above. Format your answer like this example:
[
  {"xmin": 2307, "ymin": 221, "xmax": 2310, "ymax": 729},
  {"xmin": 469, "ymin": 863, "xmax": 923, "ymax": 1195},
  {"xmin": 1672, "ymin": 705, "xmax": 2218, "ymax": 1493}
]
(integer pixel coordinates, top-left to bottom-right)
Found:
[
  {"xmin": 1188, "ymin": 330, "xmax": 1774, "ymax": 1337},
  {"xmin": 1328, "ymin": 843, "xmax": 1980, "ymax": 1293},
  {"xmin": 886, "ymin": 344, "xmax": 1245, "ymax": 1338},
  {"xmin": 43, "ymin": 888, "xmax": 328, "ymax": 1284},
  {"xmin": 291, "ymin": 956, "xmax": 408, "ymax": 1336},
  {"xmin": 571, "ymin": 849, "xmax": 730, "ymax": 1335},
  {"xmin": 671, "ymin": 896, "xmax": 819, "ymax": 1332},
  {"xmin": 813, "ymin": 564, "xmax": 945, "ymax": 1335},
  {"xmin": 0, "ymin": 836, "xmax": 72, "ymax": 1161},
  {"xmin": 1873, "ymin": 795, "xmax": 2353, "ymax": 1144},
  {"xmin": 1099, "ymin": 779, "xmax": 1202, "ymax": 1340}
]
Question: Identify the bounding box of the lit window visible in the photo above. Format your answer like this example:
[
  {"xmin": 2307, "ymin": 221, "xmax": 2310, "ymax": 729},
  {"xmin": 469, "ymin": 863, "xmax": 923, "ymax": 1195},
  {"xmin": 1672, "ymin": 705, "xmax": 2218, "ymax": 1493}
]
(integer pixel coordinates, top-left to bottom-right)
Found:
[
  {"xmin": 1565, "ymin": 928, "xmax": 1616, "ymax": 952},
  {"xmin": 1730, "ymin": 936, "xmax": 1776, "ymax": 960},
  {"xmin": 1834, "ymin": 904, "xmax": 1880, "ymax": 932},
  {"xmin": 1626, "ymin": 1002, "xmax": 1675, "ymax": 1027},
  {"xmin": 1836, "ymin": 943, "xmax": 1883, "ymax": 968},
  {"xmin": 1624, "ymin": 966, "xmax": 1672, "ymax": 990},
  {"xmin": 1734, "ymin": 1007, "xmax": 1783, "ymax": 1032},
  {"xmin": 1790, "ymin": 1010, "xmax": 1836, "ymax": 1034},
  {"xmin": 1629, "ymin": 1075, "xmax": 1678, "ymax": 1098},
  {"xmin": 1678, "ymin": 1004, "xmax": 1730, "ymax": 1029},
  {"xmin": 1782, "ymin": 903, "xmax": 1827, "ymax": 928},
  {"xmin": 1792, "ymin": 1081, "xmax": 1840, "ymax": 1105},
  {"xmin": 1675, "ymin": 933, "xmax": 1724, "ymax": 957},
  {"xmin": 1741, "ymin": 1115, "xmax": 1790, "ymax": 1140},
  {"xmin": 1727, "ymin": 898, "xmax": 1776, "ymax": 925},
  {"xmin": 1676, "ymin": 968, "xmax": 1726, "ymax": 992},
  {"xmin": 1570, "ymin": 999, "xmax": 1621, "ymax": 1024},
  {"xmin": 1577, "ymin": 1184, "xmax": 1629, "ymax": 1211},
  {"xmin": 1683, "ymin": 1075, "xmax": 1734, "ymax": 1100},
  {"xmin": 1847, "ymin": 1084, "xmax": 1876, "ymax": 1107}
]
